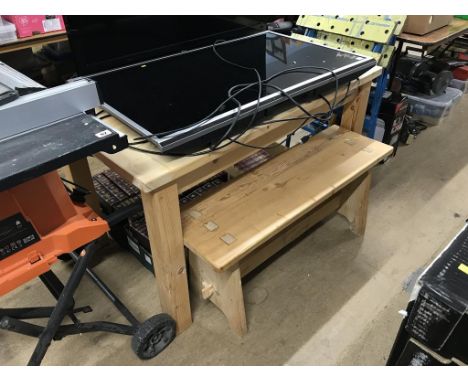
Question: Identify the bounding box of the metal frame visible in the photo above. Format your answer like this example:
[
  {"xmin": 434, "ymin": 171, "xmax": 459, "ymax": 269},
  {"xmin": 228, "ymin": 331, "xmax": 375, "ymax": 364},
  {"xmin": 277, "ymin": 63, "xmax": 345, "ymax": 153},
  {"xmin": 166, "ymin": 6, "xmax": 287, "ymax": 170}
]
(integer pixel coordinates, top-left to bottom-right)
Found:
[
  {"xmin": 297, "ymin": 17, "xmax": 401, "ymax": 139},
  {"xmin": 363, "ymin": 68, "xmax": 390, "ymax": 138},
  {"xmin": 0, "ymin": 61, "xmax": 101, "ymax": 142},
  {"xmin": 390, "ymin": 26, "xmax": 468, "ymax": 89},
  {"xmin": 0, "ymin": 243, "xmax": 140, "ymax": 366}
]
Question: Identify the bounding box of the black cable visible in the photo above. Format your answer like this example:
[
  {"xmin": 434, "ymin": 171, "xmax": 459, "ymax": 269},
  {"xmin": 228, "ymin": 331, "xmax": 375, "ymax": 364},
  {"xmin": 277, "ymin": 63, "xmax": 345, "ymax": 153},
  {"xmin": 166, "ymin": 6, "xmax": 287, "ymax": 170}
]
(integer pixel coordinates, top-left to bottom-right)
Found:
[
  {"xmin": 214, "ymin": 72, "xmax": 337, "ymax": 149},
  {"xmin": 228, "ymin": 80, "xmax": 356, "ymax": 151},
  {"xmin": 264, "ymin": 65, "xmax": 339, "ymax": 110},
  {"xmin": 129, "ymin": 43, "xmax": 288, "ymax": 152},
  {"xmin": 209, "ymin": 96, "xmax": 243, "ymax": 150},
  {"xmin": 129, "ymin": 85, "xmax": 336, "ymax": 155},
  {"xmin": 334, "ymin": 81, "xmax": 352, "ymax": 108},
  {"xmin": 222, "ymin": 72, "xmax": 358, "ymax": 152},
  {"xmin": 228, "ymin": 67, "xmax": 339, "ymax": 116},
  {"xmin": 132, "ymin": 75, "xmax": 259, "ymax": 143},
  {"xmin": 129, "ymin": 144, "xmax": 227, "ymax": 157},
  {"xmin": 224, "ymin": 83, "xmax": 330, "ymax": 150},
  {"xmin": 63, "ymin": 184, "xmax": 73, "ymax": 194},
  {"xmin": 212, "ymin": 80, "xmax": 262, "ymax": 149},
  {"xmin": 126, "ymin": 40, "xmax": 353, "ymax": 156},
  {"xmin": 132, "ymin": 66, "xmax": 338, "ymax": 143},
  {"xmin": 256, "ymin": 116, "xmax": 311, "ymax": 125},
  {"xmin": 230, "ymin": 77, "xmax": 357, "ymax": 149},
  {"xmin": 128, "ymin": 76, "xmax": 356, "ymax": 156},
  {"xmin": 129, "ymin": 105, "xmax": 321, "ymax": 156},
  {"xmin": 212, "ymin": 40, "xmax": 263, "ymax": 139},
  {"xmin": 60, "ymin": 177, "xmax": 90, "ymax": 194},
  {"xmin": 219, "ymin": 64, "xmax": 340, "ymax": 142},
  {"xmin": 209, "ymin": 37, "xmax": 265, "ymax": 151},
  {"xmin": 229, "ymin": 83, "xmax": 354, "ymax": 135},
  {"xmin": 228, "ymin": 118, "xmax": 310, "ymax": 150}
]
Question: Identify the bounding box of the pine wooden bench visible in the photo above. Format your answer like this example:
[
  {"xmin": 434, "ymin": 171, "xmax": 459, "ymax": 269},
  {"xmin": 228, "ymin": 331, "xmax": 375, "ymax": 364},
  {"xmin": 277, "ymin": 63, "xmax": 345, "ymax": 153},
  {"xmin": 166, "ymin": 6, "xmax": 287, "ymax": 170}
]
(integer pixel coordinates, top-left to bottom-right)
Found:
[{"xmin": 182, "ymin": 125, "xmax": 392, "ymax": 335}]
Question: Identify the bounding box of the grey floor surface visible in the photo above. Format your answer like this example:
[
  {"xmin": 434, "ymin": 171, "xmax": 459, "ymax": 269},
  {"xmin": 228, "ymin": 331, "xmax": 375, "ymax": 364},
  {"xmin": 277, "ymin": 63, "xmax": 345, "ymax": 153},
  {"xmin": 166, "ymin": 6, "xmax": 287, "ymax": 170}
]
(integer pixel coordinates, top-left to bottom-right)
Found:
[{"xmin": 1, "ymin": 97, "xmax": 467, "ymax": 365}]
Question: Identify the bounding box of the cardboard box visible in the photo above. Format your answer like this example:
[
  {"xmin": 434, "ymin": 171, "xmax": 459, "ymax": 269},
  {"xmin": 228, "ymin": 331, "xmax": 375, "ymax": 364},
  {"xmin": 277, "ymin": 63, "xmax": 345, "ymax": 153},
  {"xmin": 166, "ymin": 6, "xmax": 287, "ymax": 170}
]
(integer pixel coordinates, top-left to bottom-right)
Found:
[
  {"xmin": 3, "ymin": 15, "xmax": 65, "ymax": 38},
  {"xmin": 403, "ymin": 16, "xmax": 453, "ymax": 35},
  {"xmin": 404, "ymin": 223, "xmax": 468, "ymax": 364}
]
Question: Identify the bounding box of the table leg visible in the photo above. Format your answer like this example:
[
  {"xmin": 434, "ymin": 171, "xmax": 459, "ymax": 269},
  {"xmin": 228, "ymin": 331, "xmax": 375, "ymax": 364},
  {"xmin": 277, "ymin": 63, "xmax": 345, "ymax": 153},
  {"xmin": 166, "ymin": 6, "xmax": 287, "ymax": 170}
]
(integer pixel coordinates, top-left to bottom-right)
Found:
[
  {"xmin": 63, "ymin": 158, "xmax": 100, "ymax": 215},
  {"xmin": 341, "ymin": 82, "xmax": 372, "ymax": 134},
  {"xmin": 141, "ymin": 184, "xmax": 192, "ymax": 333}
]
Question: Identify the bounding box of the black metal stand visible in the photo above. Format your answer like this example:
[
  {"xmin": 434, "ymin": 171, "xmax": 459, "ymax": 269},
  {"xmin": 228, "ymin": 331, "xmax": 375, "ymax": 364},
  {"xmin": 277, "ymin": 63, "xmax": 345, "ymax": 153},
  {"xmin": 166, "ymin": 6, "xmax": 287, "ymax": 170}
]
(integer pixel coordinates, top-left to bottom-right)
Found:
[
  {"xmin": 388, "ymin": 40, "xmax": 404, "ymax": 89},
  {"xmin": 0, "ymin": 242, "xmax": 176, "ymax": 365}
]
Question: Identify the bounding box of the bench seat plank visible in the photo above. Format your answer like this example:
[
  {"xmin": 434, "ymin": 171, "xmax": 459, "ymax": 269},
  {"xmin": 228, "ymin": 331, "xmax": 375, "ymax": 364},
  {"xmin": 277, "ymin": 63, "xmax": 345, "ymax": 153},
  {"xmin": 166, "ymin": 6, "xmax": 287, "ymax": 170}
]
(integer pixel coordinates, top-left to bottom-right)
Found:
[{"xmin": 182, "ymin": 125, "xmax": 392, "ymax": 271}]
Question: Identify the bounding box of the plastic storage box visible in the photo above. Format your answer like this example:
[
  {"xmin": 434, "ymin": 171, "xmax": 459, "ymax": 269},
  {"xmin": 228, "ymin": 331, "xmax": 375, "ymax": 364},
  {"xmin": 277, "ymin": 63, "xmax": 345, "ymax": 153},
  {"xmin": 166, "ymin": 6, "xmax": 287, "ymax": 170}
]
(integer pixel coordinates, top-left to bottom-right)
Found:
[
  {"xmin": 449, "ymin": 78, "xmax": 468, "ymax": 94},
  {"xmin": 373, "ymin": 118, "xmax": 385, "ymax": 143},
  {"xmin": 404, "ymin": 87, "xmax": 463, "ymax": 125},
  {"xmin": 0, "ymin": 17, "xmax": 17, "ymax": 44}
]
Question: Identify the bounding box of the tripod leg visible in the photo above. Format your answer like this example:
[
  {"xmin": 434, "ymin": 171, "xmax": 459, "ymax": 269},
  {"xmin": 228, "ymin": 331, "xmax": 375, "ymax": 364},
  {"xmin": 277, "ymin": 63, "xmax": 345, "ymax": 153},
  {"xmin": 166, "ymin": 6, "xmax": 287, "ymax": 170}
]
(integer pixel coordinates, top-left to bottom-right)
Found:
[{"xmin": 28, "ymin": 243, "xmax": 96, "ymax": 366}]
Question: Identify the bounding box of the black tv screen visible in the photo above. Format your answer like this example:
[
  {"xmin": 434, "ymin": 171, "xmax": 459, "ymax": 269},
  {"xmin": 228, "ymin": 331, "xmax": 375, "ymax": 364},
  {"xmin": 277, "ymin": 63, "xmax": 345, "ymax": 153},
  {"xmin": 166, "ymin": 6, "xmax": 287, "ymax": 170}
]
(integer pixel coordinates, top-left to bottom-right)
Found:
[
  {"xmin": 85, "ymin": 31, "xmax": 375, "ymax": 153},
  {"xmin": 64, "ymin": 16, "xmax": 266, "ymax": 75}
]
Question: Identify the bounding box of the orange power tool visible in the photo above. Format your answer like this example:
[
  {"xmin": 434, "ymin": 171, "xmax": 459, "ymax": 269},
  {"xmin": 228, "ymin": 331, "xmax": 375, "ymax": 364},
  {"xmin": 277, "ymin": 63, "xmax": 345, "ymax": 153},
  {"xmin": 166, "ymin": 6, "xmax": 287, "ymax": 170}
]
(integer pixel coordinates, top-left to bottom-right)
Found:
[{"xmin": 0, "ymin": 171, "xmax": 175, "ymax": 365}]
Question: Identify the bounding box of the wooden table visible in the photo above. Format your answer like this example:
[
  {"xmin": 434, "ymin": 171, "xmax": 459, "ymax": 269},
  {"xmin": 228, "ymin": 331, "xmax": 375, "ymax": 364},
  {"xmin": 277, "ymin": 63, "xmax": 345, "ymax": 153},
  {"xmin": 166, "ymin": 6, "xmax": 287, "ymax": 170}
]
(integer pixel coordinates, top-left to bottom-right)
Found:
[
  {"xmin": 68, "ymin": 66, "xmax": 382, "ymax": 333},
  {"xmin": 397, "ymin": 18, "xmax": 468, "ymax": 48},
  {"xmin": 389, "ymin": 19, "xmax": 468, "ymax": 86},
  {"xmin": 0, "ymin": 31, "xmax": 68, "ymax": 54}
]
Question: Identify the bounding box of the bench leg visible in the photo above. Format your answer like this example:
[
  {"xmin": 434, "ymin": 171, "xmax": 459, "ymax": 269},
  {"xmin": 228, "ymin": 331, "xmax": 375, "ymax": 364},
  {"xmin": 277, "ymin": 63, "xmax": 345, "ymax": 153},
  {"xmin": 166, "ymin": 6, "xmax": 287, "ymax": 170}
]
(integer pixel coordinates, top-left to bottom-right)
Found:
[
  {"xmin": 338, "ymin": 172, "xmax": 371, "ymax": 236},
  {"xmin": 189, "ymin": 253, "xmax": 247, "ymax": 336}
]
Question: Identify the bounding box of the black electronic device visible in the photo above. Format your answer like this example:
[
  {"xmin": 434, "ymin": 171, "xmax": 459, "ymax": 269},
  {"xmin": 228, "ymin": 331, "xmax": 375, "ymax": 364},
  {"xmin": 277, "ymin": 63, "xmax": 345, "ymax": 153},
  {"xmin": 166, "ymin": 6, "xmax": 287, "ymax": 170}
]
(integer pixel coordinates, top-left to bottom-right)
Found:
[
  {"xmin": 82, "ymin": 31, "xmax": 375, "ymax": 154},
  {"xmin": 392, "ymin": 337, "xmax": 459, "ymax": 366},
  {"xmin": 378, "ymin": 92, "xmax": 408, "ymax": 155},
  {"xmin": 267, "ymin": 20, "xmax": 294, "ymax": 33},
  {"xmin": 387, "ymin": 223, "xmax": 468, "ymax": 365},
  {"xmin": 395, "ymin": 56, "xmax": 453, "ymax": 96}
]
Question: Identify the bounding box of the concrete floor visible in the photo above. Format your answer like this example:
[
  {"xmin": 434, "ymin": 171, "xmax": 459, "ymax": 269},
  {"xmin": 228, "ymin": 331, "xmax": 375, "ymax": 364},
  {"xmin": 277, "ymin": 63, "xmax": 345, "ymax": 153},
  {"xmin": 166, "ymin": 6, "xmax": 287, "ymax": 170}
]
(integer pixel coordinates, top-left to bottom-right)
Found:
[{"xmin": 1, "ymin": 97, "xmax": 467, "ymax": 365}]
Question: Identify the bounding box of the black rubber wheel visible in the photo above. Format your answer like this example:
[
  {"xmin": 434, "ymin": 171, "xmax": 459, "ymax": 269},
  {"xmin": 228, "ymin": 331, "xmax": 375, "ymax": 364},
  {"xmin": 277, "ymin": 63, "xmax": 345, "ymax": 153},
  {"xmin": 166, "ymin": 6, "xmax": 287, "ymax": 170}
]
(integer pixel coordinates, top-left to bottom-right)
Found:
[{"xmin": 131, "ymin": 313, "xmax": 176, "ymax": 359}]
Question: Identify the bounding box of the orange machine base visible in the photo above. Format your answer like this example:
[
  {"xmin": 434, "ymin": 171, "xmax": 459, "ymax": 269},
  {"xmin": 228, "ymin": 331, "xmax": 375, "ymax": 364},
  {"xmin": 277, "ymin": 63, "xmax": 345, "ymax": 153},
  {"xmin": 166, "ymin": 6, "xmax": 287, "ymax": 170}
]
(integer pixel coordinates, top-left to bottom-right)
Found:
[{"xmin": 0, "ymin": 171, "xmax": 109, "ymax": 296}]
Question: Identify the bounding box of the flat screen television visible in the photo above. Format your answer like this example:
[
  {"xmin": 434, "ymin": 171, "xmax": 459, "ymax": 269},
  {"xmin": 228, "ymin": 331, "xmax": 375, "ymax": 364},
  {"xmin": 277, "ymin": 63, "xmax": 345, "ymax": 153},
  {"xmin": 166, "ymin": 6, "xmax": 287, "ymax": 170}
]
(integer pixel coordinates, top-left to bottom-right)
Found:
[
  {"xmin": 64, "ymin": 16, "xmax": 266, "ymax": 75},
  {"xmin": 80, "ymin": 31, "xmax": 375, "ymax": 154}
]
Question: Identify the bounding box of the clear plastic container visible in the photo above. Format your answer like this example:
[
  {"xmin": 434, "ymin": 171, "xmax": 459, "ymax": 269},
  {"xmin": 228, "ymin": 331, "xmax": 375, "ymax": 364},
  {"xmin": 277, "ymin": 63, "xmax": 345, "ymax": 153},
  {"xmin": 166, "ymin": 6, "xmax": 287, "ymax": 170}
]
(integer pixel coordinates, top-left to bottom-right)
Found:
[
  {"xmin": 0, "ymin": 18, "xmax": 17, "ymax": 44},
  {"xmin": 374, "ymin": 118, "xmax": 386, "ymax": 142},
  {"xmin": 449, "ymin": 78, "xmax": 468, "ymax": 94},
  {"xmin": 405, "ymin": 87, "xmax": 464, "ymax": 125}
]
